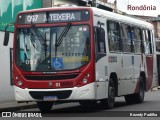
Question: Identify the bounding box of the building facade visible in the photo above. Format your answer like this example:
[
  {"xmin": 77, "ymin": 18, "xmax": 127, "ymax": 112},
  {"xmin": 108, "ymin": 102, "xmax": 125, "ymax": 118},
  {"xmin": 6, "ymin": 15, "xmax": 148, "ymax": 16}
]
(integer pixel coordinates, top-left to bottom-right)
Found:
[{"xmin": 0, "ymin": 0, "xmax": 43, "ymax": 102}]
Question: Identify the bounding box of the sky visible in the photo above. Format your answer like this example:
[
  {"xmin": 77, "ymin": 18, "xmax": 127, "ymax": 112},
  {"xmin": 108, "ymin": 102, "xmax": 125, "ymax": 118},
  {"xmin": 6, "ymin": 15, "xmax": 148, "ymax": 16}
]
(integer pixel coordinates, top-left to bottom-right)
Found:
[{"xmin": 108, "ymin": 0, "xmax": 160, "ymax": 17}]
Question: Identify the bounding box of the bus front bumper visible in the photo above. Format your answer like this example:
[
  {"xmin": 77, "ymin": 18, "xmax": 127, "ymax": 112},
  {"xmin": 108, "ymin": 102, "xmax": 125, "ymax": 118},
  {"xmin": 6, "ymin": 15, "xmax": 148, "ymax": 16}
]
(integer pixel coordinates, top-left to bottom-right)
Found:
[{"xmin": 14, "ymin": 82, "xmax": 96, "ymax": 102}]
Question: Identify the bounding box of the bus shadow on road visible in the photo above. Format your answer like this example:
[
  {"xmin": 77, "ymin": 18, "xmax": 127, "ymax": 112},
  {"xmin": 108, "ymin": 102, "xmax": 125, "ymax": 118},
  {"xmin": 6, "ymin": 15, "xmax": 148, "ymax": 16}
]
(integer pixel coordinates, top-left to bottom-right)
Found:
[
  {"xmin": 37, "ymin": 101, "xmax": 156, "ymax": 117},
  {"xmin": 44, "ymin": 101, "xmax": 132, "ymax": 113}
]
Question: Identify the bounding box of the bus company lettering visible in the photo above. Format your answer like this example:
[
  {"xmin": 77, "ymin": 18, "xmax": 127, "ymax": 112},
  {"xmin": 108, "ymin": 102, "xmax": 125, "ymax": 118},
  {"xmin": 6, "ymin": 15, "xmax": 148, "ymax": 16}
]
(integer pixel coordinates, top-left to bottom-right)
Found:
[
  {"xmin": 62, "ymin": 53, "xmax": 84, "ymax": 56},
  {"xmin": 108, "ymin": 56, "xmax": 117, "ymax": 63},
  {"xmin": 127, "ymin": 5, "xmax": 156, "ymax": 11},
  {"xmin": 50, "ymin": 13, "xmax": 75, "ymax": 21}
]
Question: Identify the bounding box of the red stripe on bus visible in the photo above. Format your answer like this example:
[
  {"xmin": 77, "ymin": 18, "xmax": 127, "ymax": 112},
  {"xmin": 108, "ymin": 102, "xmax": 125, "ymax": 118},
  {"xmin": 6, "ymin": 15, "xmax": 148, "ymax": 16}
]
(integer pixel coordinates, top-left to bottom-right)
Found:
[
  {"xmin": 145, "ymin": 56, "xmax": 153, "ymax": 91},
  {"xmin": 134, "ymin": 55, "xmax": 153, "ymax": 93}
]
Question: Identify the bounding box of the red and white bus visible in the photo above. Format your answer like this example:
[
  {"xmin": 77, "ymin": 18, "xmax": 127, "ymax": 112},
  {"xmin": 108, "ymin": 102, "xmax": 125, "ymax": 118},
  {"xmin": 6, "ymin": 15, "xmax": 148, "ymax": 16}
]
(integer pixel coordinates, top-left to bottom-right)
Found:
[{"xmin": 4, "ymin": 6, "xmax": 158, "ymax": 111}]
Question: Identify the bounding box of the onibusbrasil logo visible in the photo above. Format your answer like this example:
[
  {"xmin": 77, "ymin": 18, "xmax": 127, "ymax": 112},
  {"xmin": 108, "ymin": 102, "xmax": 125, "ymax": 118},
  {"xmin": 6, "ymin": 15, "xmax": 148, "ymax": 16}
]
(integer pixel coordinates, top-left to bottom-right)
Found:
[{"xmin": 1, "ymin": 112, "xmax": 42, "ymax": 118}]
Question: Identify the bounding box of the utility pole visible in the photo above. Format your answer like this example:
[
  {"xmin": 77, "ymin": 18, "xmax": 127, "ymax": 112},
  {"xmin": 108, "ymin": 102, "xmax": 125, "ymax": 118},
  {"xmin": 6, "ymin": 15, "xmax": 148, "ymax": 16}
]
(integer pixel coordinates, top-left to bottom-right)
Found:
[
  {"xmin": 92, "ymin": 0, "xmax": 97, "ymax": 7},
  {"xmin": 52, "ymin": 0, "xmax": 54, "ymax": 7},
  {"xmin": 114, "ymin": 0, "xmax": 117, "ymax": 13}
]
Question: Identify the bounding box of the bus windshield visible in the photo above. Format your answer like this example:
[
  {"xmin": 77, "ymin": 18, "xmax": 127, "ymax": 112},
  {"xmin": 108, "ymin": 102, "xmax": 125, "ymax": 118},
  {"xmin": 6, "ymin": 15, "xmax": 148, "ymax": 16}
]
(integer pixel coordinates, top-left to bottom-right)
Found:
[{"xmin": 15, "ymin": 25, "xmax": 90, "ymax": 71}]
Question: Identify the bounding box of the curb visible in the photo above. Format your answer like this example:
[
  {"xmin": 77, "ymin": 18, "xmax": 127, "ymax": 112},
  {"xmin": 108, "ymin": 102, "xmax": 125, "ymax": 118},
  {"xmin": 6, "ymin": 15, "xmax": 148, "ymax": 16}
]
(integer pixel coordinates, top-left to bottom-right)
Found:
[
  {"xmin": 0, "ymin": 103, "xmax": 37, "ymax": 112},
  {"xmin": 151, "ymin": 86, "xmax": 160, "ymax": 91}
]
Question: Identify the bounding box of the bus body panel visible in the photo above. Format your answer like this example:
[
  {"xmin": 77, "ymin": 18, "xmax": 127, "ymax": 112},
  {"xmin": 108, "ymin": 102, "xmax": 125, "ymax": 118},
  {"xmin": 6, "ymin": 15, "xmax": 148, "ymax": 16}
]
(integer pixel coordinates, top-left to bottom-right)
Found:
[
  {"xmin": 92, "ymin": 7, "xmax": 158, "ymax": 97},
  {"xmin": 14, "ymin": 82, "xmax": 96, "ymax": 101},
  {"xmin": 93, "ymin": 15, "xmax": 108, "ymax": 99},
  {"xmin": 12, "ymin": 7, "xmax": 158, "ymax": 102}
]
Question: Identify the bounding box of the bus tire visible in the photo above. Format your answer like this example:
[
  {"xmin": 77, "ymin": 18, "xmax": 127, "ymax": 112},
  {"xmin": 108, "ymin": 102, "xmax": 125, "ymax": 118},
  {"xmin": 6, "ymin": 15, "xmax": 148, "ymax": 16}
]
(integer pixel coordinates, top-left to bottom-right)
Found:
[
  {"xmin": 135, "ymin": 76, "xmax": 145, "ymax": 103},
  {"xmin": 37, "ymin": 101, "xmax": 53, "ymax": 112},
  {"xmin": 100, "ymin": 78, "xmax": 115, "ymax": 109},
  {"xmin": 125, "ymin": 76, "xmax": 145, "ymax": 104}
]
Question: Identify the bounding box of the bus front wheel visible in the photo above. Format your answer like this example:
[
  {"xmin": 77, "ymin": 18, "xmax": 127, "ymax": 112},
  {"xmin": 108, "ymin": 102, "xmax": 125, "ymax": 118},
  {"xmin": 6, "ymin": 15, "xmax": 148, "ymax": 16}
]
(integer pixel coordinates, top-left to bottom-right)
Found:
[
  {"xmin": 37, "ymin": 101, "xmax": 53, "ymax": 112},
  {"xmin": 101, "ymin": 78, "xmax": 115, "ymax": 109}
]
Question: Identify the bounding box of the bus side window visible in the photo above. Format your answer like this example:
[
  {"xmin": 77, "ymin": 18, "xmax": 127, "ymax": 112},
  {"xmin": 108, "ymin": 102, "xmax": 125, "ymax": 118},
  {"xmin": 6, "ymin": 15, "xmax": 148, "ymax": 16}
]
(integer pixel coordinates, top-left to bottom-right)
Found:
[
  {"xmin": 132, "ymin": 27, "xmax": 142, "ymax": 53},
  {"xmin": 95, "ymin": 27, "xmax": 106, "ymax": 53},
  {"xmin": 107, "ymin": 21, "xmax": 121, "ymax": 52},
  {"xmin": 120, "ymin": 24, "xmax": 132, "ymax": 53},
  {"xmin": 148, "ymin": 30, "xmax": 153, "ymax": 54},
  {"xmin": 151, "ymin": 30, "xmax": 155, "ymax": 53},
  {"xmin": 143, "ymin": 29, "xmax": 152, "ymax": 54}
]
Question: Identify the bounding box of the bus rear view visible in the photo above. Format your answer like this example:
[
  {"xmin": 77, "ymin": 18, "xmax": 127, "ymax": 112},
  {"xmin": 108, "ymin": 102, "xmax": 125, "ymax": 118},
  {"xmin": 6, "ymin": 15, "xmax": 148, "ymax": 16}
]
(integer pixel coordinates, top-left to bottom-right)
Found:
[{"xmin": 13, "ymin": 7, "xmax": 95, "ymax": 111}]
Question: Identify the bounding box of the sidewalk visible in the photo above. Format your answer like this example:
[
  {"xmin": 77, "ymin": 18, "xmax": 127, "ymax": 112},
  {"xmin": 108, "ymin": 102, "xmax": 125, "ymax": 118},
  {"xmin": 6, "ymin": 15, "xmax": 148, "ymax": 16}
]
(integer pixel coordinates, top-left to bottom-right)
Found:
[
  {"xmin": 151, "ymin": 86, "xmax": 160, "ymax": 91},
  {"xmin": 0, "ymin": 101, "xmax": 37, "ymax": 112}
]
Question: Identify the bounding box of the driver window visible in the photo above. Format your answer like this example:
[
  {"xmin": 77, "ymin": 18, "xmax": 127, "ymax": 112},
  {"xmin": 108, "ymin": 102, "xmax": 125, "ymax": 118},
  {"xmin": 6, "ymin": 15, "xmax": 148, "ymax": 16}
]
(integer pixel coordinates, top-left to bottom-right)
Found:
[{"xmin": 96, "ymin": 27, "xmax": 106, "ymax": 53}]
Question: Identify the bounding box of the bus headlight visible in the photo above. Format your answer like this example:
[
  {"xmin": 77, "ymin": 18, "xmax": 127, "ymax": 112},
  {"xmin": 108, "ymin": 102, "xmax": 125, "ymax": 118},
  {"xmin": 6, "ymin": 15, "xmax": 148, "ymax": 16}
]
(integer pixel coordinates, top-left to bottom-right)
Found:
[
  {"xmin": 17, "ymin": 80, "xmax": 23, "ymax": 86},
  {"xmin": 82, "ymin": 78, "xmax": 88, "ymax": 84},
  {"xmin": 14, "ymin": 75, "xmax": 25, "ymax": 88},
  {"xmin": 76, "ymin": 73, "xmax": 91, "ymax": 87}
]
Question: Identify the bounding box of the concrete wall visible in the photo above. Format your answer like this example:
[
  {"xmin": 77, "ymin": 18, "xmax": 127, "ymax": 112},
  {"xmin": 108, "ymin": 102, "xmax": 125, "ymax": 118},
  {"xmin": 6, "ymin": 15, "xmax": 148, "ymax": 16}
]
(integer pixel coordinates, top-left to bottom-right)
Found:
[
  {"xmin": 43, "ymin": 0, "xmax": 52, "ymax": 7},
  {"xmin": 54, "ymin": 0, "xmax": 78, "ymax": 6},
  {"xmin": 0, "ymin": 31, "xmax": 14, "ymax": 102},
  {"xmin": 152, "ymin": 21, "xmax": 160, "ymax": 38},
  {"xmin": 42, "ymin": 0, "xmax": 78, "ymax": 8},
  {"xmin": 157, "ymin": 22, "xmax": 160, "ymax": 38}
]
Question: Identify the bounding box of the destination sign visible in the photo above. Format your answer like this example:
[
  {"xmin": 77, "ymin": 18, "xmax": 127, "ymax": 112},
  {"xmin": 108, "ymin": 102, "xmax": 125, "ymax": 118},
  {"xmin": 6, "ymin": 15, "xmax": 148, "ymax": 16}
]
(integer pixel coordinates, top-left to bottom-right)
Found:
[
  {"xmin": 48, "ymin": 12, "xmax": 81, "ymax": 22},
  {"xmin": 17, "ymin": 10, "xmax": 90, "ymax": 24}
]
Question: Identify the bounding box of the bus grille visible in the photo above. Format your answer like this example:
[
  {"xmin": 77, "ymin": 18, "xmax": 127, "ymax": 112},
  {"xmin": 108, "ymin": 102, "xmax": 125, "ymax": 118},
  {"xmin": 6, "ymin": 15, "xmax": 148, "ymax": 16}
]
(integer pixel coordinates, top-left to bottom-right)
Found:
[
  {"xmin": 24, "ymin": 74, "xmax": 78, "ymax": 80},
  {"xmin": 29, "ymin": 90, "xmax": 72, "ymax": 100}
]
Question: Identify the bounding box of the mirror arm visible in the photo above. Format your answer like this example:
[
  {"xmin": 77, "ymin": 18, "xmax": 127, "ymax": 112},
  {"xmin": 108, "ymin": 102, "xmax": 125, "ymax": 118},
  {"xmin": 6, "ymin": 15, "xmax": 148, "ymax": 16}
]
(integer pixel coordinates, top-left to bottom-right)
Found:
[
  {"xmin": 4, "ymin": 23, "xmax": 14, "ymax": 32},
  {"xmin": 97, "ymin": 21, "xmax": 104, "ymax": 28}
]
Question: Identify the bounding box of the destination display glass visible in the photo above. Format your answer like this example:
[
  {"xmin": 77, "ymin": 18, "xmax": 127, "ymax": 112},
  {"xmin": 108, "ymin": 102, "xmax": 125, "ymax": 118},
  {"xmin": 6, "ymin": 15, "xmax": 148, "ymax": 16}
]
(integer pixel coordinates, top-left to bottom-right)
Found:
[{"xmin": 17, "ymin": 10, "xmax": 90, "ymax": 24}]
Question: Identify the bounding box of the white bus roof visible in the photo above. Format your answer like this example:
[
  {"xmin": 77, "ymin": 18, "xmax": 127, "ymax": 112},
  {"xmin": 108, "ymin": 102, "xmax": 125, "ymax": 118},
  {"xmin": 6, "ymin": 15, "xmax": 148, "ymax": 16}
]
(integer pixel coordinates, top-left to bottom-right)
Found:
[
  {"xmin": 19, "ymin": 6, "xmax": 153, "ymax": 29},
  {"xmin": 91, "ymin": 7, "xmax": 153, "ymax": 29}
]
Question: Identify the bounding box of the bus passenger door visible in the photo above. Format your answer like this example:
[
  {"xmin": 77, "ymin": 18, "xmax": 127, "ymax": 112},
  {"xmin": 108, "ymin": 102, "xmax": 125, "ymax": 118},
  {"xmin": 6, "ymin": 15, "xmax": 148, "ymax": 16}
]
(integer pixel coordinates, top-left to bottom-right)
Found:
[
  {"xmin": 119, "ymin": 24, "xmax": 134, "ymax": 95},
  {"xmin": 118, "ymin": 54, "xmax": 134, "ymax": 95},
  {"xmin": 94, "ymin": 16, "xmax": 108, "ymax": 99}
]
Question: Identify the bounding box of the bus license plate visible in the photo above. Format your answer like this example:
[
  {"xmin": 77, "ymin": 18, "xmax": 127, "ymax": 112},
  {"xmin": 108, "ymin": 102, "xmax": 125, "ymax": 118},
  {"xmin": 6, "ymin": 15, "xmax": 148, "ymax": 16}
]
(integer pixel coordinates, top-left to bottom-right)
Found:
[{"xmin": 43, "ymin": 96, "xmax": 58, "ymax": 101}]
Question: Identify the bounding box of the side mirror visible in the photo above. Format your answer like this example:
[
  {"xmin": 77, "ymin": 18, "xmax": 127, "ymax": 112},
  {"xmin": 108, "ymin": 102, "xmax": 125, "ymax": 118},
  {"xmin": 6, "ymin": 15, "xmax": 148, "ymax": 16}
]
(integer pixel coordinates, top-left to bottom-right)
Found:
[
  {"xmin": 3, "ymin": 31, "xmax": 10, "ymax": 46},
  {"xmin": 3, "ymin": 23, "xmax": 13, "ymax": 46}
]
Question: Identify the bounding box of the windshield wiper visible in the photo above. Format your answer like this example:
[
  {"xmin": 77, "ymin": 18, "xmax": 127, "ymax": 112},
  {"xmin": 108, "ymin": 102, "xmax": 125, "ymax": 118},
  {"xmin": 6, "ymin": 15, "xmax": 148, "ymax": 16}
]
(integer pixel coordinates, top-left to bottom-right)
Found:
[
  {"xmin": 56, "ymin": 23, "xmax": 72, "ymax": 46},
  {"xmin": 31, "ymin": 26, "xmax": 48, "ymax": 59},
  {"xmin": 55, "ymin": 23, "xmax": 72, "ymax": 58},
  {"xmin": 32, "ymin": 26, "xmax": 45, "ymax": 46}
]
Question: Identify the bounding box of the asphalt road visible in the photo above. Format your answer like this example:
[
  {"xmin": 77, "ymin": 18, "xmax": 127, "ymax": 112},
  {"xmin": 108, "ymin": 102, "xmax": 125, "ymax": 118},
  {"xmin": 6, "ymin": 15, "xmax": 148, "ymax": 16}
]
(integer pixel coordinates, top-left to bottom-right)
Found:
[
  {"xmin": 1, "ymin": 90, "xmax": 159, "ymax": 120},
  {"xmin": 13, "ymin": 90, "xmax": 160, "ymax": 120}
]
